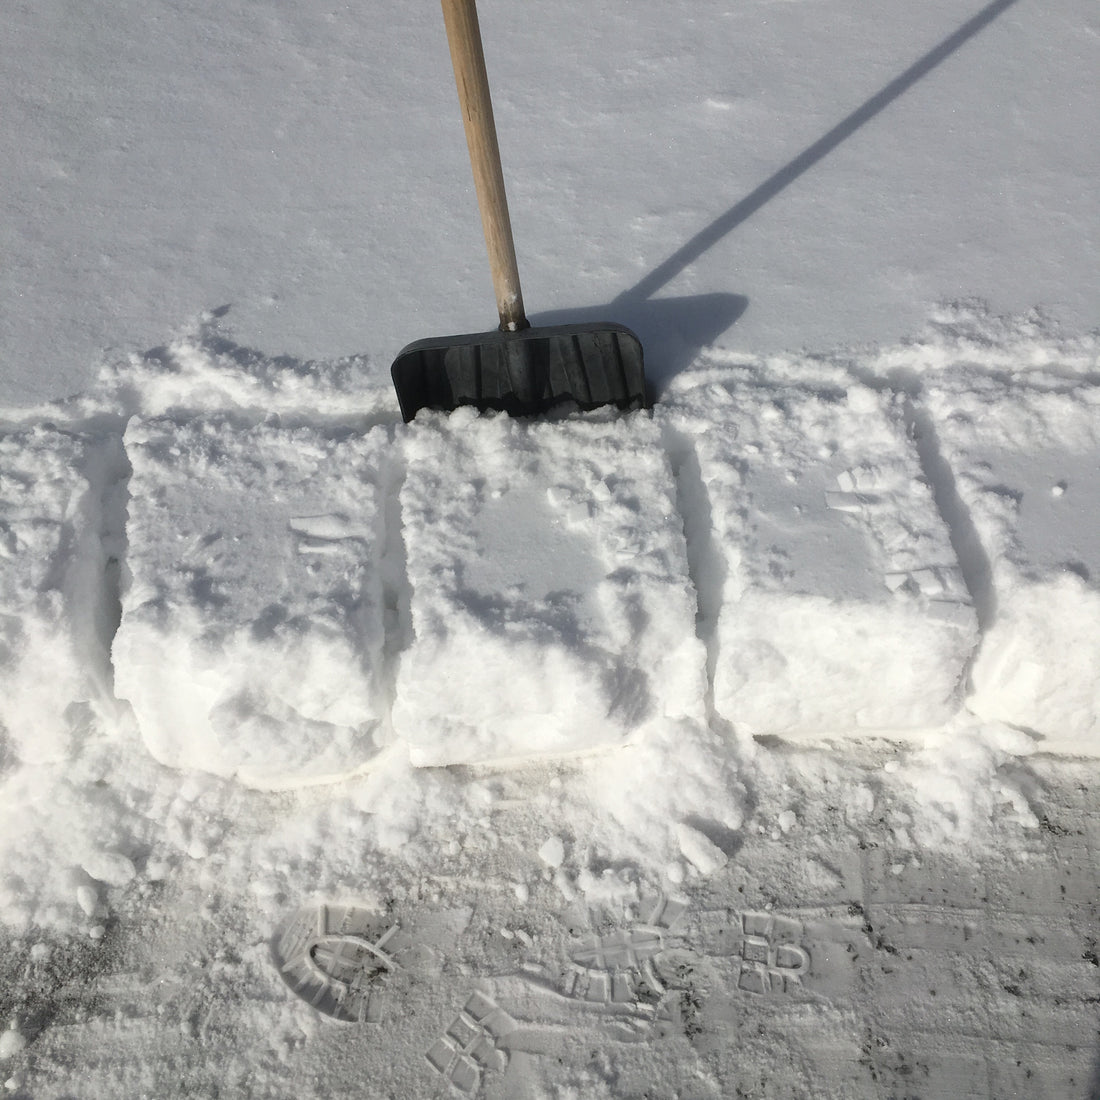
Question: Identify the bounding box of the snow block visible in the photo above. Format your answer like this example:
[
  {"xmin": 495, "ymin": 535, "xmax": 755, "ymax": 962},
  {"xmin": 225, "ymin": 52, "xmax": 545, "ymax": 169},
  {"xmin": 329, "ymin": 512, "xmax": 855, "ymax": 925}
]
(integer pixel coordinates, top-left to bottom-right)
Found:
[
  {"xmin": 393, "ymin": 408, "xmax": 705, "ymax": 766},
  {"xmin": 924, "ymin": 371, "xmax": 1100, "ymax": 753},
  {"xmin": 662, "ymin": 362, "xmax": 978, "ymax": 738},
  {"xmin": 113, "ymin": 417, "xmax": 391, "ymax": 788},
  {"xmin": 0, "ymin": 427, "xmax": 117, "ymax": 764}
]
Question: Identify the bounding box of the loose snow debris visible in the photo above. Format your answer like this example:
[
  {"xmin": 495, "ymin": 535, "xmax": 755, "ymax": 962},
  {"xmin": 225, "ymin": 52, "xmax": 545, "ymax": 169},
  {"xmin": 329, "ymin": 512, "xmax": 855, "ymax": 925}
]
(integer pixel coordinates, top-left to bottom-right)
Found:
[
  {"xmin": 577, "ymin": 716, "xmax": 747, "ymax": 865},
  {"xmin": 923, "ymin": 368, "xmax": 1100, "ymax": 751},
  {"xmin": 113, "ymin": 416, "xmax": 392, "ymax": 788},
  {"xmin": 0, "ymin": 426, "xmax": 120, "ymax": 765},
  {"xmin": 575, "ymin": 866, "xmax": 640, "ymax": 909},
  {"xmin": 393, "ymin": 407, "xmax": 706, "ymax": 766},
  {"xmin": 892, "ymin": 719, "xmax": 1039, "ymax": 844},
  {"xmin": 661, "ymin": 359, "xmax": 979, "ymax": 737},
  {"xmin": 98, "ymin": 321, "xmax": 395, "ymax": 422}
]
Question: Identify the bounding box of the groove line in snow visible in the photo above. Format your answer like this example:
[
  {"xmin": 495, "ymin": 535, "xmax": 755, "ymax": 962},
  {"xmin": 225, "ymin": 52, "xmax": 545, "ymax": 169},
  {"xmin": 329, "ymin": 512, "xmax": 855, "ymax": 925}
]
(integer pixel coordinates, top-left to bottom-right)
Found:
[
  {"xmin": 902, "ymin": 395, "xmax": 997, "ymax": 634},
  {"xmin": 377, "ymin": 429, "xmax": 413, "ymax": 733},
  {"xmin": 659, "ymin": 421, "xmax": 726, "ymax": 716}
]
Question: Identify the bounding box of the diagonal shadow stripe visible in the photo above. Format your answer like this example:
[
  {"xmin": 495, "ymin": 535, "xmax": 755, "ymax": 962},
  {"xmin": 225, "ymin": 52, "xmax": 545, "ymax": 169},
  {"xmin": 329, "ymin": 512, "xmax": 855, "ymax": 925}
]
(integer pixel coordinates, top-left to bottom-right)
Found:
[{"xmin": 618, "ymin": 0, "xmax": 1020, "ymax": 305}]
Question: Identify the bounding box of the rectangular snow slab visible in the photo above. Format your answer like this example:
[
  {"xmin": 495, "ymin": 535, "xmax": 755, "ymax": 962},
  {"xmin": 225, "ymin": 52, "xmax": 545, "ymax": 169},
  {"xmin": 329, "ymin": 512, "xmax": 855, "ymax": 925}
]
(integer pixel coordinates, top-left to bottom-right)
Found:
[
  {"xmin": 393, "ymin": 407, "xmax": 706, "ymax": 766},
  {"xmin": 113, "ymin": 416, "xmax": 391, "ymax": 789},
  {"xmin": 661, "ymin": 361, "xmax": 979, "ymax": 739},
  {"xmin": 0, "ymin": 426, "xmax": 118, "ymax": 764},
  {"xmin": 923, "ymin": 371, "xmax": 1100, "ymax": 754}
]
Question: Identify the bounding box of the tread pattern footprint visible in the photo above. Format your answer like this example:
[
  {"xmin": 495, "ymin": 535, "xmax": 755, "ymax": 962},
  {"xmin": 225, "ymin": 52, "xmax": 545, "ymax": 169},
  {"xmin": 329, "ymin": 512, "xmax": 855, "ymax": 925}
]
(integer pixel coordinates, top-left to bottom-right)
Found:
[
  {"xmin": 272, "ymin": 904, "xmax": 415, "ymax": 1023},
  {"xmin": 425, "ymin": 991, "xmax": 516, "ymax": 1095},
  {"xmin": 561, "ymin": 895, "xmax": 690, "ymax": 1008}
]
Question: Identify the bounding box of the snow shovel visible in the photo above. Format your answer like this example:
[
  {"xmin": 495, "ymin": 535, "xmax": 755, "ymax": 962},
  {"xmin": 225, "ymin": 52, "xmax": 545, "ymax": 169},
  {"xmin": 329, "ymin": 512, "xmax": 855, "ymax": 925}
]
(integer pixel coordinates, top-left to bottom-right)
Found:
[{"xmin": 391, "ymin": 0, "xmax": 648, "ymax": 422}]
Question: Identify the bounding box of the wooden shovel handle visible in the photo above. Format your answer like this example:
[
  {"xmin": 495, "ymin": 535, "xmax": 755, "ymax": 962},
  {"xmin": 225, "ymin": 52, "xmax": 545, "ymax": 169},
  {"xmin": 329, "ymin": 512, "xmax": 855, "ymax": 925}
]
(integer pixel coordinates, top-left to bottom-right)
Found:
[{"xmin": 441, "ymin": 0, "xmax": 528, "ymax": 332}]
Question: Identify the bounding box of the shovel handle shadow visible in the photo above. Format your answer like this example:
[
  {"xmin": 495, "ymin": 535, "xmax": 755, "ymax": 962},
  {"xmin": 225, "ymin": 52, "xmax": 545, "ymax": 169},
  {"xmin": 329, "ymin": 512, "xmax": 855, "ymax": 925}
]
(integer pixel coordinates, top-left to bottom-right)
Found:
[{"xmin": 526, "ymin": 0, "xmax": 1021, "ymax": 393}]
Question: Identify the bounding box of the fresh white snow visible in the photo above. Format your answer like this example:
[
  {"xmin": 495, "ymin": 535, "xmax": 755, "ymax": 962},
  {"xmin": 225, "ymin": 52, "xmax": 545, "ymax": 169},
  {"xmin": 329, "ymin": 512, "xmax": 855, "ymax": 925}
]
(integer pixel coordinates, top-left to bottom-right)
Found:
[{"xmin": 3, "ymin": 0, "xmax": 1097, "ymax": 407}]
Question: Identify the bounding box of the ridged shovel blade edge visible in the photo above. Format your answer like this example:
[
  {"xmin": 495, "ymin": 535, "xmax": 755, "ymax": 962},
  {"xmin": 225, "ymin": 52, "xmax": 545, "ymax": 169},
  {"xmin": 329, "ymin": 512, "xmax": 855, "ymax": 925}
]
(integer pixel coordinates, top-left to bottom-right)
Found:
[{"xmin": 391, "ymin": 322, "xmax": 647, "ymax": 423}]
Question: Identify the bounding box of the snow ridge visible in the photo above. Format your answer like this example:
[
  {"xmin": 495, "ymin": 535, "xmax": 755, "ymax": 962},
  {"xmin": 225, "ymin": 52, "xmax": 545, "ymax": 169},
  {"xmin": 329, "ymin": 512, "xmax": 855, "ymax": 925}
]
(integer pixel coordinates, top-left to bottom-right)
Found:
[{"xmin": 1, "ymin": 304, "xmax": 1098, "ymax": 793}]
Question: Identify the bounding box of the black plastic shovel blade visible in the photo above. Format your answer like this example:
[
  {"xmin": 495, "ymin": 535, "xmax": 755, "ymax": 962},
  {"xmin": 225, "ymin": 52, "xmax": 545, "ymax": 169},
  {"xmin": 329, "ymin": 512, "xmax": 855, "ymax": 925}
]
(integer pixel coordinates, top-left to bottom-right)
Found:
[{"xmin": 391, "ymin": 321, "xmax": 647, "ymax": 423}]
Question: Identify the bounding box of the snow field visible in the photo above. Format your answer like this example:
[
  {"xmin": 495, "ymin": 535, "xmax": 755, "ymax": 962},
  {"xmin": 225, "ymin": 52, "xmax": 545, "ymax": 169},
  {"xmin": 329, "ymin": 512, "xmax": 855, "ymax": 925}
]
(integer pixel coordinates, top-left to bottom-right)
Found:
[
  {"xmin": 661, "ymin": 360, "xmax": 979, "ymax": 737},
  {"xmin": 3, "ymin": 0, "xmax": 1098, "ymax": 1082},
  {"xmin": 394, "ymin": 407, "xmax": 706, "ymax": 765}
]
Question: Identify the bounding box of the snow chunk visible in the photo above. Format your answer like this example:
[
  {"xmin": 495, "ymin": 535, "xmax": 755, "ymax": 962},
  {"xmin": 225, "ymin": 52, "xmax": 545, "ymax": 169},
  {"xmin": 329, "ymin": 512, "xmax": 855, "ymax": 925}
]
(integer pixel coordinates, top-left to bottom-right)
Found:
[
  {"xmin": 0, "ymin": 426, "xmax": 119, "ymax": 764},
  {"xmin": 393, "ymin": 409, "xmax": 705, "ymax": 766},
  {"xmin": 113, "ymin": 417, "xmax": 391, "ymax": 788},
  {"xmin": 663, "ymin": 361, "xmax": 978, "ymax": 737},
  {"xmin": 81, "ymin": 850, "xmax": 136, "ymax": 887},
  {"xmin": 0, "ymin": 1027, "xmax": 26, "ymax": 1062},
  {"xmin": 675, "ymin": 822, "xmax": 728, "ymax": 875},
  {"xmin": 537, "ymin": 836, "xmax": 566, "ymax": 868},
  {"xmin": 75, "ymin": 884, "xmax": 100, "ymax": 918},
  {"xmin": 580, "ymin": 716, "xmax": 746, "ymax": 862},
  {"xmin": 925, "ymin": 369, "xmax": 1100, "ymax": 751}
]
